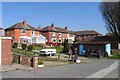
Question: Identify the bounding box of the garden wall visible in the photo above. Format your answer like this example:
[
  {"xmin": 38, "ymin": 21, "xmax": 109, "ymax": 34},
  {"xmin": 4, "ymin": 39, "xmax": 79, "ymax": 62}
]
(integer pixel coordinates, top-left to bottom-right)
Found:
[
  {"xmin": 12, "ymin": 53, "xmax": 38, "ymax": 69},
  {"xmin": 112, "ymin": 49, "xmax": 120, "ymax": 54}
]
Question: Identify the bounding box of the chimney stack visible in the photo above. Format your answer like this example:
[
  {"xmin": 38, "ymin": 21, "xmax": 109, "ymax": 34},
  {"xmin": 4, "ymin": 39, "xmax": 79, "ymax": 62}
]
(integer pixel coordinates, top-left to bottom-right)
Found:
[
  {"xmin": 23, "ymin": 20, "xmax": 27, "ymax": 27},
  {"xmin": 51, "ymin": 22, "xmax": 54, "ymax": 27},
  {"xmin": 65, "ymin": 26, "xmax": 68, "ymax": 30},
  {"xmin": 0, "ymin": 27, "xmax": 3, "ymax": 37}
]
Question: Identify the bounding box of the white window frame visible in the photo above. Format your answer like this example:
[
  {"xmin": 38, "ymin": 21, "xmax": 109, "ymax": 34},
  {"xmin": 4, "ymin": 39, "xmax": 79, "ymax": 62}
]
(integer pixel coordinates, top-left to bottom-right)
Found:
[
  {"xmin": 52, "ymin": 32, "xmax": 56, "ymax": 36},
  {"xmin": 31, "ymin": 30, "xmax": 35, "ymax": 35},
  {"xmin": 58, "ymin": 39, "xmax": 62, "ymax": 43},
  {"xmin": 67, "ymin": 34, "xmax": 70, "ymax": 37},
  {"xmin": 52, "ymin": 38, "xmax": 56, "ymax": 42},
  {"xmin": 21, "ymin": 30, "xmax": 26, "ymax": 34},
  {"xmin": 58, "ymin": 33, "xmax": 62, "ymax": 37}
]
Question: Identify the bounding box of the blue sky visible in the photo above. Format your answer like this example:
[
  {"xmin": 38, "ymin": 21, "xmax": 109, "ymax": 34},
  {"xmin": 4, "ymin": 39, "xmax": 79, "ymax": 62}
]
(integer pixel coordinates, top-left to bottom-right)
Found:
[{"xmin": 2, "ymin": 2, "xmax": 107, "ymax": 35}]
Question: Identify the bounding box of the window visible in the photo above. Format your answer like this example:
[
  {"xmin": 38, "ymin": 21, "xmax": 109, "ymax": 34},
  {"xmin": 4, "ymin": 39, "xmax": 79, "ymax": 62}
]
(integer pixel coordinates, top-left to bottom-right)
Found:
[
  {"xmin": 20, "ymin": 38, "xmax": 24, "ymax": 43},
  {"xmin": 32, "ymin": 37, "xmax": 36, "ymax": 43},
  {"xmin": 58, "ymin": 33, "xmax": 62, "ymax": 37},
  {"xmin": 69, "ymin": 39, "xmax": 73, "ymax": 43},
  {"xmin": 31, "ymin": 30, "xmax": 35, "ymax": 35},
  {"xmin": 20, "ymin": 38, "xmax": 28, "ymax": 43},
  {"xmin": 67, "ymin": 34, "xmax": 70, "ymax": 37},
  {"xmin": 52, "ymin": 32, "xmax": 56, "ymax": 36},
  {"xmin": 59, "ymin": 40, "xmax": 62, "ymax": 43},
  {"xmin": 52, "ymin": 38, "xmax": 56, "ymax": 42},
  {"xmin": 21, "ymin": 30, "xmax": 26, "ymax": 34}
]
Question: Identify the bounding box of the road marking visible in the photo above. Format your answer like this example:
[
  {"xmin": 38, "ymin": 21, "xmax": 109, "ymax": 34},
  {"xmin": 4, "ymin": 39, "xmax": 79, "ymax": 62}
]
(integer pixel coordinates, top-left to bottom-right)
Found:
[{"xmin": 86, "ymin": 61, "xmax": 119, "ymax": 78}]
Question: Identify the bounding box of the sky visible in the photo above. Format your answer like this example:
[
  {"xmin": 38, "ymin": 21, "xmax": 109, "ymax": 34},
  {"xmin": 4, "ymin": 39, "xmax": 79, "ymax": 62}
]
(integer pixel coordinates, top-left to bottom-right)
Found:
[{"xmin": 2, "ymin": 2, "xmax": 107, "ymax": 35}]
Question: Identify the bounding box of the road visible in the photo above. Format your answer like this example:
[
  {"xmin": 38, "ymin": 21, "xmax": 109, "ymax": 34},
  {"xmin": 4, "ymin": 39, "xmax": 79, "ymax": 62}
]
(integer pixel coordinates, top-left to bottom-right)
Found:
[{"xmin": 2, "ymin": 59, "xmax": 119, "ymax": 78}]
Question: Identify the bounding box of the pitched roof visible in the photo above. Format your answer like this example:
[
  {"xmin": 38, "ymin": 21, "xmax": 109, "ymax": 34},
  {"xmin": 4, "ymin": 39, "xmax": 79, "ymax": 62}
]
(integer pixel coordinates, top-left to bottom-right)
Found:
[
  {"xmin": 73, "ymin": 41, "xmax": 109, "ymax": 45},
  {"xmin": 0, "ymin": 27, "xmax": 3, "ymax": 30},
  {"xmin": 40, "ymin": 23, "xmax": 70, "ymax": 33},
  {"xmin": 5, "ymin": 21, "xmax": 39, "ymax": 31},
  {"xmin": 73, "ymin": 35, "xmax": 118, "ymax": 45},
  {"xmin": 74, "ymin": 30, "xmax": 102, "ymax": 36},
  {"xmin": 83, "ymin": 36, "xmax": 119, "ymax": 42}
]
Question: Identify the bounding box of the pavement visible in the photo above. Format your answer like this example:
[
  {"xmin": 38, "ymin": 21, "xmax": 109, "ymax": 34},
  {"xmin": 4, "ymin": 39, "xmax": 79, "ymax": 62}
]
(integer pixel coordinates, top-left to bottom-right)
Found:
[
  {"xmin": 2, "ymin": 59, "xmax": 119, "ymax": 78},
  {"xmin": 0, "ymin": 56, "xmax": 97, "ymax": 72},
  {"xmin": 0, "ymin": 63, "xmax": 34, "ymax": 72}
]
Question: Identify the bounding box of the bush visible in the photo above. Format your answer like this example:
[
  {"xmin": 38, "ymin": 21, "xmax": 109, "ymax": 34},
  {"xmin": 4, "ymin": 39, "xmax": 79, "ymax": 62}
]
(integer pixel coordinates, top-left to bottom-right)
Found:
[
  {"xmin": 38, "ymin": 60, "xmax": 44, "ymax": 65},
  {"xmin": 27, "ymin": 45, "xmax": 33, "ymax": 51},
  {"xmin": 22, "ymin": 44, "xmax": 27, "ymax": 50},
  {"xmin": 55, "ymin": 46, "xmax": 63, "ymax": 53},
  {"xmin": 63, "ymin": 39, "xmax": 71, "ymax": 53},
  {"xmin": 13, "ymin": 42, "xmax": 18, "ymax": 48},
  {"xmin": 33, "ymin": 43, "xmax": 46, "ymax": 48}
]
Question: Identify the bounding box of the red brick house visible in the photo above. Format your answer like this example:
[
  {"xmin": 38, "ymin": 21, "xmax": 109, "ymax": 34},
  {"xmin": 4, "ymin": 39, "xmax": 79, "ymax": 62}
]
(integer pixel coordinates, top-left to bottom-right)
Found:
[
  {"xmin": 4, "ymin": 20, "xmax": 40, "ymax": 44},
  {"xmin": 40, "ymin": 23, "xmax": 75, "ymax": 46},
  {"xmin": 74, "ymin": 30, "xmax": 102, "ymax": 41},
  {"xmin": 0, "ymin": 27, "xmax": 3, "ymax": 36}
]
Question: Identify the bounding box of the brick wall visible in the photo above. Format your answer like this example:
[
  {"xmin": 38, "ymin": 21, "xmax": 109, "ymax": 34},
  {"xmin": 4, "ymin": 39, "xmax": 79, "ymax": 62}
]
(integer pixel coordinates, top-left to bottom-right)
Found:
[
  {"xmin": 1, "ymin": 39, "xmax": 12, "ymax": 65},
  {"xmin": 12, "ymin": 54, "xmax": 32, "ymax": 66},
  {"xmin": 12, "ymin": 54, "xmax": 38, "ymax": 68},
  {"xmin": 112, "ymin": 49, "xmax": 120, "ymax": 54},
  {"xmin": 0, "ymin": 28, "xmax": 2, "ymax": 36}
]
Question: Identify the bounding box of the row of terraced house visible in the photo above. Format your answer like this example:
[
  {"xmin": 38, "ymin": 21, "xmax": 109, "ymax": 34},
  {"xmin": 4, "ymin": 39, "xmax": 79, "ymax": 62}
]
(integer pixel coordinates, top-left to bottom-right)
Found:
[{"xmin": 4, "ymin": 20, "xmax": 102, "ymax": 46}]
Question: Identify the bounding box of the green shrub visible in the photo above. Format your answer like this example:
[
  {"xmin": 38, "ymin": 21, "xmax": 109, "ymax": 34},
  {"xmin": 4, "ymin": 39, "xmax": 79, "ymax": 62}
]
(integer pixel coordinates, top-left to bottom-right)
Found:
[
  {"xmin": 63, "ymin": 39, "xmax": 71, "ymax": 53},
  {"xmin": 22, "ymin": 44, "xmax": 27, "ymax": 50},
  {"xmin": 27, "ymin": 45, "xmax": 33, "ymax": 51},
  {"xmin": 13, "ymin": 42, "xmax": 18, "ymax": 48},
  {"xmin": 55, "ymin": 46, "xmax": 63, "ymax": 53},
  {"xmin": 38, "ymin": 60, "xmax": 44, "ymax": 65}
]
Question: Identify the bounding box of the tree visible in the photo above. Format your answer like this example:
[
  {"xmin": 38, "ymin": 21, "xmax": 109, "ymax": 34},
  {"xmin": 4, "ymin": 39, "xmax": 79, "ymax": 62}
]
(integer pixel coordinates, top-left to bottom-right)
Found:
[
  {"xmin": 63, "ymin": 39, "xmax": 69, "ymax": 53},
  {"xmin": 100, "ymin": 2, "xmax": 120, "ymax": 41},
  {"xmin": 74, "ymin": 37, "xmax": 81, "ymax": 42}
]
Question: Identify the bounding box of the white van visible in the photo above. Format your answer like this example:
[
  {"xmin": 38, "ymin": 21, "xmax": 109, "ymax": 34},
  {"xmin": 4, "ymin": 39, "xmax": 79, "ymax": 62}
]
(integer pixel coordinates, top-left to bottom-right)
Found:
[{"xmin": 40, "ymin": 49, "xmax": 56, "ymax": 56}]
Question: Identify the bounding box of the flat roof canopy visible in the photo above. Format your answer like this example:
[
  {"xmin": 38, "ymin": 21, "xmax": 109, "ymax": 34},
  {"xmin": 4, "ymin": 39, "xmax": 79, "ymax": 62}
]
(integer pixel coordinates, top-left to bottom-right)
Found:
[{"xmin": 73, "ymin": 41, "xmax": 110, "ymax": 45}]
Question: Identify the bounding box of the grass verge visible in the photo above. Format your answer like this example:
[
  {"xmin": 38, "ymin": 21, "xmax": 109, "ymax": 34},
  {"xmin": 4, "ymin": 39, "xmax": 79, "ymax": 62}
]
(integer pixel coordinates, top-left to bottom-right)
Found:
[{"xmin": 108, "ymin": 54, "xmax": 120, "ymax": 59}]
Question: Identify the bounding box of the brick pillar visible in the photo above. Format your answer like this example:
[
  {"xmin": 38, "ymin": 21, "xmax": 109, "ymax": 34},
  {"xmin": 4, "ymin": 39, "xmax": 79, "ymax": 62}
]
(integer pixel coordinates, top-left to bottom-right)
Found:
[
  {"xmin": 1, "ymin": 39, "xmax": 12, "ymax": 65},
  {"xmin": 32, "ymin": 55, "xmax": 38, "ymax": 69}
]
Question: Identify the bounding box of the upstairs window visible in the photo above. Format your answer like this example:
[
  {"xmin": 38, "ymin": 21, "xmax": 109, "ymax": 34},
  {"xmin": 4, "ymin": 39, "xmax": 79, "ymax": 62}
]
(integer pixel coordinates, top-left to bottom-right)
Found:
[
  {"xmin": 58, "ymin": 33, "xmax": 62, "ymax": 37},
  {"xmin": 21, "ymin": 30, "xmax": 26, "ymax": 34},
  {"xmin": 67, "ymin": 34, "xmax": 70, "ymax": 37},
  {"xmin": 52, "ymin": 32, "xmax": 56, "ymax": 36},
  {"xmin": 31, "ymin": 30, "xmax": 35, "ymax": 35}
]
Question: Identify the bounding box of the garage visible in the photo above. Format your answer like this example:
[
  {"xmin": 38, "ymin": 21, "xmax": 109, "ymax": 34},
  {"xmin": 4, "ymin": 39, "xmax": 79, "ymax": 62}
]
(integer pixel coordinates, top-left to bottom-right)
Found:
[{"xmin": 73, "ymin": 41, "xmax": 111, "ymax": 57}]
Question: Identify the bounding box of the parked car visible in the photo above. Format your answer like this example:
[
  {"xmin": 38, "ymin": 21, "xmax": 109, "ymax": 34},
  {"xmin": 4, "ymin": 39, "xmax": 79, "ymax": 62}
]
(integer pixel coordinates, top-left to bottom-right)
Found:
[{"xmin": 40, "ymin": 49, "xmax": 56, "ymax": 56}]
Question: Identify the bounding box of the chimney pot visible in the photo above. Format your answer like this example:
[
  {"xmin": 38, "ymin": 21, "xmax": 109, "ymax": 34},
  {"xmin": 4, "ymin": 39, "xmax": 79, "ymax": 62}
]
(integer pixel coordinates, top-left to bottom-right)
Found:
[
  {"xmin": 51, "ymin": 22, "xmax": 54, "ymax": 27},
  {"xmin": 65, "ymin": 26, "xmax": 68, "ymax": 30},
  {"xmin": 23, "ymin": 20, "xmax": 27, "ymax": 27}
]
